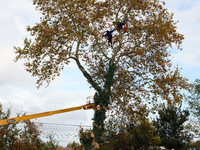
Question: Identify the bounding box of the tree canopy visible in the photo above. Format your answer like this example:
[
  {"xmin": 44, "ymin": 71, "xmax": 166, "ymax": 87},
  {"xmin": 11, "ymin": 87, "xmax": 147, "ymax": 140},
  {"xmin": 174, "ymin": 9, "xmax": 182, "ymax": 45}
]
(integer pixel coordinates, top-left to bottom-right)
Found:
[{"xmin": 14, "ymin": 0, "xmax": 188, "ymax": 144}]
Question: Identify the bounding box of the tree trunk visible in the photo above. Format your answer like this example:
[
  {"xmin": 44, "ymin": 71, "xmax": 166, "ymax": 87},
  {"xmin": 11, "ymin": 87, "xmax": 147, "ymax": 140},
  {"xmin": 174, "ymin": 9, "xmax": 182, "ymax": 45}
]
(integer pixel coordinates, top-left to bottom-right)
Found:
[
  {"xmin": 76, "ymin": 56, "xmax": 115, "ymax": 145},
  {"xmin": 93, "ymin": 64, "xmax": 115, "ymax": 144},
  {"xmin": 93, "ymin": 92, "xmax": 108, "ymax": 144}
]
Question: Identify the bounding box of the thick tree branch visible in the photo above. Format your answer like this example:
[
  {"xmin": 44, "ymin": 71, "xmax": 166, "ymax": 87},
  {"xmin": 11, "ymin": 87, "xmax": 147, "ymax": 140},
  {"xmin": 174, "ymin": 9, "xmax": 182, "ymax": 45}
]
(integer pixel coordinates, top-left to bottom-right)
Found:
[
  {"xmin": 72, "ymin": 42, "xmax": 102, "ymax": 93},
  {"xmin": 110, "ymin": 32, "xmax": 123, "ymax": 65},
  {"xmin": 115, "ymin": 1, "xmax": 124, "ymax": 21}
]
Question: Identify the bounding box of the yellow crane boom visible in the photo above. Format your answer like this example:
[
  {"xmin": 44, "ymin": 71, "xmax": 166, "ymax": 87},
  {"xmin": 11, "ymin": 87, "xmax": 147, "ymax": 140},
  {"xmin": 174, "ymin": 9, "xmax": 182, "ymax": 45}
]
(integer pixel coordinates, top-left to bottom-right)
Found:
[{"xmin": 0, "ymin": 103, "xmax": 95, "ymax": 126}]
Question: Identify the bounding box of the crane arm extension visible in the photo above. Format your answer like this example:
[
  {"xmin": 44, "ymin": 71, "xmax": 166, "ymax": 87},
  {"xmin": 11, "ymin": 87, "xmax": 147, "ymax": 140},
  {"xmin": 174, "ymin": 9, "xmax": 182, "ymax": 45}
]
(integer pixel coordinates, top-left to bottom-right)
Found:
[{"xmin": 0, "ymin": 104, "xmax": 95, "ymax": 126}]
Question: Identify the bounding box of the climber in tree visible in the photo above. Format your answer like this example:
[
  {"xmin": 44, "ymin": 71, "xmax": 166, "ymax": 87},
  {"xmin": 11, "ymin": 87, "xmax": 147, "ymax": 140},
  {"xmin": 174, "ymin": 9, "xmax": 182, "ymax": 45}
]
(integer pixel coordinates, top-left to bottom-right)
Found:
[
  {"xmin": 117, "ymin": 21, "xmax": 128, "ymax": 32},
  {"xmin": 116, "ymin": 10, "xmax": 129, "ymax": 32},
  {"xmin": 103, "ymin": 29, "xmax": 115, "ymax": 47},
  {"xmin": 117, "ymin": 22, "xmax": 125, "ymax": 31}
]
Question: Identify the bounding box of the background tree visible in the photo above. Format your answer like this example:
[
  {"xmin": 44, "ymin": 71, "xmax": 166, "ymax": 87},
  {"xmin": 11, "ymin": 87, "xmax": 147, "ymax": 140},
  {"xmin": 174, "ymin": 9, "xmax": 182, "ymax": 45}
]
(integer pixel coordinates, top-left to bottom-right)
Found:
[
  {"xmin": 184, "ymin": 79, "xmax": 200, "ymax": 140},
  {"xmin": 67, "ymin": 141, "xmax": 82, "ymax": 150},
  {"xmin": 104, "ymin": 100, "xmax": 160, "ymax": 150},
  {"xmin": 153, "ymin": 104, "xmax": 192, "ymax": 150},
  {"xmin": 0, "ymin": 104, "xmax": 58, "ymax": 150},
  {"xmin": 186, "ymin": 79, "xmax": 200, "ymax": 119},
  {"xmin": 14, "ymin": 0, "xmax": 187, "ymax": 144}
]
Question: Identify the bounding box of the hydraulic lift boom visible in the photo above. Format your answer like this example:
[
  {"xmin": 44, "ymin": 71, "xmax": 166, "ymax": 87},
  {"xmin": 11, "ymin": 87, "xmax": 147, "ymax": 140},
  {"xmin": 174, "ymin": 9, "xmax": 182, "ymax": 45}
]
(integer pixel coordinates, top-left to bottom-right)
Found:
[{"xmin": 0, "ymin": 96, "xmax": 95, "ymax": 126}]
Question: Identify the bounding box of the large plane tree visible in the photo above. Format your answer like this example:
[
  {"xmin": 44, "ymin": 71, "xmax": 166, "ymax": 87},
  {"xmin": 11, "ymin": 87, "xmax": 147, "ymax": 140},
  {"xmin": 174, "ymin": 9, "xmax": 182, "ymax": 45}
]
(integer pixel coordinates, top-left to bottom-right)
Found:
[{"xmin": 14, "ymin": 0, "xmax": 188, "ymax": 144}]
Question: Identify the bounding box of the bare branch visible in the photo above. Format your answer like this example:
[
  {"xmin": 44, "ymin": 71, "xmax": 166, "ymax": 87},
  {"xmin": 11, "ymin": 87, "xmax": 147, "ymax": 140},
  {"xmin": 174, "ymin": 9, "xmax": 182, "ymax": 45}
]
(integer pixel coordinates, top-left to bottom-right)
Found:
[{"xmin": 99, "ymin": 49, "xmax": 111, "ymax": 60}]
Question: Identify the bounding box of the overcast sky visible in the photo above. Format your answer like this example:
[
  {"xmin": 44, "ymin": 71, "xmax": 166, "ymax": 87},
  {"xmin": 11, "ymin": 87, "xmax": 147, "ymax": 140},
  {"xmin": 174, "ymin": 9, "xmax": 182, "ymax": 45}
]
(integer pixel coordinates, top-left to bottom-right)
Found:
[{"xmin": 0, "ymin": 0, "xmax": 200, "ymax": 146}]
